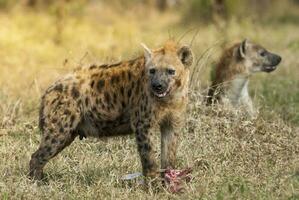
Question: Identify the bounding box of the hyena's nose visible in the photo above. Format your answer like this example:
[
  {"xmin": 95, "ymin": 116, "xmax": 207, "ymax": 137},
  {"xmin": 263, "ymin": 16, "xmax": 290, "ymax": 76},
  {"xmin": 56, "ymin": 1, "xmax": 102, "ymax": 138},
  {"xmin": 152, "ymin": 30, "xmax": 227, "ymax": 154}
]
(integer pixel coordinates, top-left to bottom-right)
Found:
[
  {"xmin": 152, "ymin": 82, "xmax": 163, "ymax": 92},
  {"xmin": 277, "ymin": 56, "xmax": 282, "ymax": 64}
]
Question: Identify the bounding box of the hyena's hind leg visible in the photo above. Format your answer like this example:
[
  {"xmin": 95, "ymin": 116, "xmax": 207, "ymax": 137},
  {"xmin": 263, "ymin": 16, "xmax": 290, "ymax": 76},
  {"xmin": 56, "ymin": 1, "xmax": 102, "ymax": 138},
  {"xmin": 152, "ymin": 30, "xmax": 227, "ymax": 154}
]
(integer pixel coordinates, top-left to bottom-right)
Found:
[{"xmin": 29, "ymin": 99, "xmax": 81, "ymax": 180}]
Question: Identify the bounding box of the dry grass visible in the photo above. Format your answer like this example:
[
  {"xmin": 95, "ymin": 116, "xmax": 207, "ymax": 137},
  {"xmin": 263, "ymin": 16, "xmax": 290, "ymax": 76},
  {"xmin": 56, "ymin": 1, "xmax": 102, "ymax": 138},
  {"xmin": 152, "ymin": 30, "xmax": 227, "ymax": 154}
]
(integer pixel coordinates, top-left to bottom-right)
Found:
[{"xmin": 0, "ymin": 3, "xmax": 298, "ymax": 199}]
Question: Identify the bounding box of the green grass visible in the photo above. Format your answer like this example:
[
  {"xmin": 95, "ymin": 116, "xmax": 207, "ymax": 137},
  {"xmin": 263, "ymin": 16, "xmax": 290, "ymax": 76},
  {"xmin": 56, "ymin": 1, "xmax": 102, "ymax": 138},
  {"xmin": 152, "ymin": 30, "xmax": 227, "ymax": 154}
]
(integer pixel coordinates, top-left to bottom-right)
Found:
[{"xmin": 0, "ymin": 2, "xmax": 298, "ymax": 199}]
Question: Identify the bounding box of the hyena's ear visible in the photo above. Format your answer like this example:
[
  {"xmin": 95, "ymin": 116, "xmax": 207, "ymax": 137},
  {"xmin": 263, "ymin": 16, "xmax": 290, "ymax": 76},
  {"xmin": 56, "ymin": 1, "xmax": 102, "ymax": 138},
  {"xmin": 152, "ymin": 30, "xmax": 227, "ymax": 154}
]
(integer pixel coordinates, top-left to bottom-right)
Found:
[
  {"xmin": 239, "ymin": 39, "xmax": 248, "ymax": 58},
  {"xmin": 178, "ymin": 46, "xmax": 193, "ymax": 67},
  {"xmin": 141, "ymin": 43, "xmax": 152, "ymax": 63}
]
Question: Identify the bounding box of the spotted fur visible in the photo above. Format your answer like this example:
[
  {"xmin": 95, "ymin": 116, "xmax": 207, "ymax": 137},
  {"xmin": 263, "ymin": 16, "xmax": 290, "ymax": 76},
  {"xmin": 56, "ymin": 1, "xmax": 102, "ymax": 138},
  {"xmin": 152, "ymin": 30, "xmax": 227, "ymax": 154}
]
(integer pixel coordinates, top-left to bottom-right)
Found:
[{"xmin": 29, "ymin": 40, "xmax": 193, "ymax": 181}]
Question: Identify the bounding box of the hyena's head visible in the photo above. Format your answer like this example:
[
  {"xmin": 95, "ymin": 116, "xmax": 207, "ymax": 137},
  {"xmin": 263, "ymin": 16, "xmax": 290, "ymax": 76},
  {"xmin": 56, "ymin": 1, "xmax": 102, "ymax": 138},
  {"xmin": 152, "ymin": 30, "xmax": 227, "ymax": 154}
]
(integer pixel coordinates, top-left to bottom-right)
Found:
[
  {"xmin": 237, "ymin": 39, "xmax": 282, "ymax": 73},
  {"xmin": 142, "ymin": 41, "xmax": 193, "ymax": 100}
]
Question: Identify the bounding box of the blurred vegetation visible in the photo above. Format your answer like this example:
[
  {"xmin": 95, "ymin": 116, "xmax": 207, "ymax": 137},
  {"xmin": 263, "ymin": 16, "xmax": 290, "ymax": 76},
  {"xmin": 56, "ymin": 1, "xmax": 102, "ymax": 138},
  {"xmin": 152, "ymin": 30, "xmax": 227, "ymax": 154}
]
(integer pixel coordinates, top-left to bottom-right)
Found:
[
  {"xmin": 182, "ymin": 0, "xmax": 299, "ymax": 24},
  {"xmin": 0, "ymin": 0, "xmax": 298, "ymax": 25},
  {"xmin": 0, "ymin": 0, "xmax": 298, "ymax": 199}
]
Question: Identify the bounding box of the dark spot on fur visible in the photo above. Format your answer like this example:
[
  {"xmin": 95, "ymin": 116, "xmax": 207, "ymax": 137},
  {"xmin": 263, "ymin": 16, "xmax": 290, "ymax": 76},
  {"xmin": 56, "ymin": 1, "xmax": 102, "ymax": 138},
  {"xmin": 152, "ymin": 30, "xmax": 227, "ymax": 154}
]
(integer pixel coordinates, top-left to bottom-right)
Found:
[
  {"xmin": 135, "ymin": 79, "xmax": 141, "ymax": 92},
  {"xmin": 127, "ymin": 88, "xmax": 132, "ymax": 98},
  {"xmin": 109, "ymin": 62, "xmax": 121, "ymax": 68},
  {"xmin": 175, "ymin": 79, "xmax": 182, "ymax": 88},
  {"xmin": 39, "ymin": 153, "xmax": 45, "ymax": 158},
  {"xmin": 104, "ymin": 92, "xmax": 110, "ymax": 103},
  {"xmin": 120, "ymin": 86, "xmax": 124, "ymax": 96},
  {"xmin": 70, "ymin": 115, "xmax": 75, "ymax": 126},
  {"xmin": 64, "ymin": 85, "xmax": 68, "ymax": 92},
  {"xmin": 142, "ymin": 104, "xmax": 146, "ymax": 112},
  {"xmin": 141, "ymin": 70, "xmax": 145, "ymax": 77},
  {"xmin": 64, "ymin": 109, "xmax": 71, "ymax": 115},
  {"xmin": 143, "ymin": 143, "xmax": 151, "ymax": 151},
  {"xmin": 144, "ymin": 112, "xmax": 149, "ymax": 119},
  {"xmin": 77, "ymin": 99, "xmax": 82, "ymax": 107},
  {"xmin": 51, "ymin": 138, "xmax": 57, "ymax": 144},
  {"xmin": 99, "ymin": 64, "xmax": 108, "ymax": 68},
  {"xmin": 71, "ymin": 87, "xmax": 80, "ymax": 99},
  {"xmin": 113, "ymin": 93, "xmax": 117, "ymax": 104},
  {"xmin": 106, "ymin": 100, "xmax": 114, "ymax": 110},
  {"xmin": 76, "ymin": 75, "xmax": 82, "ymax": 79},
  {"xmin": 39, "ymin": 102, "xmax": 45, "ymax": 131},
  {"xmin": 121, "ymin": 101, "xmax": 126, "ymax": 108},
  {"xmin": 131, "ymin": 82, "xmax": 135, "ymax": 90},
  {"xmin": 143, "ymin": 122, "xmax": 150, "ymax": 130},
  {"xmin": 96, "ymin": 98, "xmax": 102, "ymax": 105},
  {"xmin": 90, "ymin": 80, "xmax": 95, "ymax": 88},
  {"xmin": 59, "ymin": 127, "xmax": 64, "ymax": 133},
  {"xmin": 97, "ymin": 80, "xmax": 105, "ymax": 92},
  {"xmin": 50, "ymin": 98, "xmax": 58, "ymax": 105},
  {"xmin": 111, "ymin": 75, "xmax": 119, "ymax": 84},
  {"xmin": 121, "ymin": 71, "xmax": 126, "ymax": 79},
  {"xmin": 53, "ymin": 84, "xmax": 63, "ymax": 93},
  {"xmin": 137, "ymin": 133, "xmax": 146, "ymax": 142},
  {"xmin": 145, "ymin": 96, "xmax": 148, "ymax": 105},
  {"xmin": 89, "ymin": 64, "xmax": 97, "ymax": 70},
  {"xmin": 129, "ymin": 59, "xmax": 138, "ymax": 67},
  {"xmin": 85, "ymin": 97, "xmax": 89, "ymax": 106},
  {"xmin": 116, "ymin": 76, "xmax": 120, "ymax": 83},
  {"xmin": 45, "ymin": 135, "xmax": 50, "ymax": 141},
  {"xmin": 135, "ymin": 87, "xmax": 140, "ymax": 96},
  {"xmin": 51, "ymin": 118, "xmax": 58, "ymax": 124},
  {"xmin": 127, "ymin": 71, "xmax": 132, "ymax": 81},
  {"xmin": 46, "ymin": 146, "xmax": 52, "ymax": 153},
  {"xmin": 91, "ymin": 73, "xmax": 99, "ymax": 79}
]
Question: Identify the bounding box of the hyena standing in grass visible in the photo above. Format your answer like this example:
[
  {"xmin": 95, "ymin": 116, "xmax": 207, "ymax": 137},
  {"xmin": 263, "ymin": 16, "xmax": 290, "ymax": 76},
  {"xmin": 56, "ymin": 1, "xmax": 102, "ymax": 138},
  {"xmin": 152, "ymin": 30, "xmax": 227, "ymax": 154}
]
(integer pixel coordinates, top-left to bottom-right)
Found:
[
  {"xmin": 29, "ymin": 41, "xmax": 193, "ymax": 181},
  {"xmin": 207, "ymin": 39, "xmax": 281, "ymax": 117}
]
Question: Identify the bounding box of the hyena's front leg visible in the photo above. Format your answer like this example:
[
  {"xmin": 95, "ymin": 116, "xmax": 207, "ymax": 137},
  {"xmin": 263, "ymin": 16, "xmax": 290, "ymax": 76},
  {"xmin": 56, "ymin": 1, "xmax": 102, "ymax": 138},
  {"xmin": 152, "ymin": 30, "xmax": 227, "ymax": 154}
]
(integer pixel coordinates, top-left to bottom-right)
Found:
[
  {"xmin": 160, "ymin": 117, "xmax": 181, "ymax": 170},
  {"xmin": 135, "ymin": 121, "xmax": 158, "ymax": 179}
]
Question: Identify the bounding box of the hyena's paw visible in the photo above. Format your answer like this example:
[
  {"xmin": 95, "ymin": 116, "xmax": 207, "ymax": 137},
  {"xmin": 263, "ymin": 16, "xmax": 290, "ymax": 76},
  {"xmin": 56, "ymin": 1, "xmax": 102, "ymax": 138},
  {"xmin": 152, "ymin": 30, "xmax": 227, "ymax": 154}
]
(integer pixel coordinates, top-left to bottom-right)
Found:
[{"xmin": 29, "ymin": 158, "xmax": 44, "ymax": 180}]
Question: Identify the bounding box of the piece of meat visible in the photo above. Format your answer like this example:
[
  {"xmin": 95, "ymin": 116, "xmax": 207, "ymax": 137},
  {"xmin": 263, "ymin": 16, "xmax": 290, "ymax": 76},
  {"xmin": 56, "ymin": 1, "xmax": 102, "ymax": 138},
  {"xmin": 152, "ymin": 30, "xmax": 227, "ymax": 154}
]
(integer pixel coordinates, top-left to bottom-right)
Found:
[{"xmin": 164, "ymin": 167, "xmax": 192, "ymax": 193}]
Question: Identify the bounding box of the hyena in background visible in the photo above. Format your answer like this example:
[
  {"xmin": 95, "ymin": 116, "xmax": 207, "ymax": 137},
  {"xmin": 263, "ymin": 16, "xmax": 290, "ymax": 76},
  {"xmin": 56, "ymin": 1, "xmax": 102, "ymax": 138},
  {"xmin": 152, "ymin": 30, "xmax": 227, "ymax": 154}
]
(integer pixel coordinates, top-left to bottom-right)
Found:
[
  {"xmin": 207, "ymin": 39, "xmax": 281, "ymax": 117},
  {"xmin": 29, "ymin": 40, "xmax": 193, "ymax": 181}
]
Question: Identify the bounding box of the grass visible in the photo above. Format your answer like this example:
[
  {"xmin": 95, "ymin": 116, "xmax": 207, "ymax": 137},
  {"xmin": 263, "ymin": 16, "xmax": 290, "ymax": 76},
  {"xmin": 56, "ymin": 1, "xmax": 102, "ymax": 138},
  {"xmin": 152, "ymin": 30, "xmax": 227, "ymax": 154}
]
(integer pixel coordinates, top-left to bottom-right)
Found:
[{"xmin": 0, "ymin": 2, "xmax": 298, "ymax": 199}]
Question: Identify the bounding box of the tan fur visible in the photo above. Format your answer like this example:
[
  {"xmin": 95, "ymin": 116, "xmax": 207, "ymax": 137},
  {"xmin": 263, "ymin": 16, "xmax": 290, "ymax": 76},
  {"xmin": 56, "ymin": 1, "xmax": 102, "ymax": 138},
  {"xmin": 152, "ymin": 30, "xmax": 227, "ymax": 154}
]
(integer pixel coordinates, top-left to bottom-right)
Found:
[
  {"xmin": 207, "ymin": 40, "xmax": 281, "ymax": 117},
  {"xmin": 29, "ymin": 40, "xmax": 193, "ymax": 181}
]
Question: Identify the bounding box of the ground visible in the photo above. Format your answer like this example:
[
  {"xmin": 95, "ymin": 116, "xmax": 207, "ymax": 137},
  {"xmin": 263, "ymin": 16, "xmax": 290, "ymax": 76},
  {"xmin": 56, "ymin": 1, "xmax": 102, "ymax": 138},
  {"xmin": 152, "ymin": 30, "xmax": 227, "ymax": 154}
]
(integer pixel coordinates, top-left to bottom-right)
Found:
[{"xmin": 0, "ymin": 3, "xmax": 298, "ymax": 199}]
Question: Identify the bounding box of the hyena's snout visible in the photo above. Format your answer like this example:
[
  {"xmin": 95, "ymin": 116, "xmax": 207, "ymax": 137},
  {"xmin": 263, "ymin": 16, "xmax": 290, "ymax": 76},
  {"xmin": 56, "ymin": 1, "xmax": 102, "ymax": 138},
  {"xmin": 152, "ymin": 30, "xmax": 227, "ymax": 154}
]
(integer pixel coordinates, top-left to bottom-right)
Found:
[
  {"xmin": 263, "ymin": 53, "xmax": 282, "ymax": 73},
  {"xmin": 272, "ymin": 54, "xmax": 282, "ymax": 66},
  {"xmin": 151, "ymin": 79, "xmax": 170, "ymax": 98}
]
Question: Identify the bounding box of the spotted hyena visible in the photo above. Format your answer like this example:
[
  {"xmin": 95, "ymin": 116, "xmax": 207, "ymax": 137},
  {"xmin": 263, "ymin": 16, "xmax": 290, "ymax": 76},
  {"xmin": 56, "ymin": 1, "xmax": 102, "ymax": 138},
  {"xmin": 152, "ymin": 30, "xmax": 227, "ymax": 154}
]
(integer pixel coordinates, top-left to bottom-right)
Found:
[
  {"xmin": 29, "ymin": 41, "xmax": 193, "ymax": 181},
  {"xmin": 206, "ymin": 39, "xmax": 281, "ymax": 117}
]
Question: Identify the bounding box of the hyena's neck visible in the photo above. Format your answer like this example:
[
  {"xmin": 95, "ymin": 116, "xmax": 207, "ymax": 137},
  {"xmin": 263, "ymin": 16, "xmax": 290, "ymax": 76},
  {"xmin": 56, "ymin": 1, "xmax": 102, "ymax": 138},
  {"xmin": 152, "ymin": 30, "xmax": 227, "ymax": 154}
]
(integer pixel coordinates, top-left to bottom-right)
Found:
[{"xmin": 226, "ymin": 74, "xmax": 249, "ymax": 105}]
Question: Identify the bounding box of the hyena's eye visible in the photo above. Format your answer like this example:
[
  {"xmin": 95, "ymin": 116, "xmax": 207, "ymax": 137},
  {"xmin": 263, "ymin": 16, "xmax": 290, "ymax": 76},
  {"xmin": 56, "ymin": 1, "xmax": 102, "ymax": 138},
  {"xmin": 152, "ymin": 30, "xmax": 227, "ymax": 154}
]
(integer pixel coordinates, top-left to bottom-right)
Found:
[
  {"xmin": 149, "ymin": 68, "xmax": 156, "ymax": 75},
  {"xmin": 167, "ymin": 69, "xmax": 176, "ymax": 75},
  {"xmin": 259, "ymin": 50, "xmax": 266, "ymax": 57}
]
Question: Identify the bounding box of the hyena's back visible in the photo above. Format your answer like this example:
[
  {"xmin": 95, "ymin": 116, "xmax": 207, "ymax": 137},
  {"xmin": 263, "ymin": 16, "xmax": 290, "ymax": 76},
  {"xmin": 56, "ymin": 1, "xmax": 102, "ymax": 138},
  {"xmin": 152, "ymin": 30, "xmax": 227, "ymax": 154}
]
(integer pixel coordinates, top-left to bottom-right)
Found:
[{"xmin": 42, "ymin": 58, "xmax": 145, "ymax": 135}]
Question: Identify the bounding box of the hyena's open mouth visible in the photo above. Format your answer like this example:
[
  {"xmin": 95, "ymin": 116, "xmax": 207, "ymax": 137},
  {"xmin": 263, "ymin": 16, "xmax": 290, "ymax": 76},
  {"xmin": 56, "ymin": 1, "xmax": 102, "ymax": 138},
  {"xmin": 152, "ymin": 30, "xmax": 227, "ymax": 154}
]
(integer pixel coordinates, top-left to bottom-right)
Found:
[
  {"xmin": 262, "ymin": 54, "xmax": 281, "ymax": 73},
  {"xmin": 153, "ymin": 86, "xmax": 171, "ymax": 98},
  {"xmin": 263, "ymin": 65, "xmax": 278, "ymax": 73}
]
